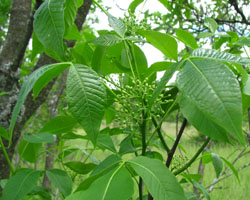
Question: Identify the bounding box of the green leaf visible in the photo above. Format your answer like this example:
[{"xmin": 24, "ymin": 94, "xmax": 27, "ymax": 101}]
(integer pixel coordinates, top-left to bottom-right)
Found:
[
  {"xmin": 61, "ymin": 133, "xmax": 87, "ymax": 140},
  {"xmin": 131, "ymin": 44, "xmax": 148, "ymax": 79},
  {"xmin": 202, "ymin": 152, "xmax": 212, "ymax": 164},
  {"xmin": 34, "ymin": 0, "xmax": 65, "ymax": 60},
  {"xmin": 33, "ymin": 63, "xmax": 70, "ymax": 98},
  {"xmin": 177, "ymin": 59, "xmax": 244, "ymax": 144},
  {"xmin": 179, "ymin": 96, "xmax": 230, "ymax": 142},
  {"xmin": 64, "ymin": 0, "xmax": 78, "ymax": 36},
  {"xmin": 192, "ymin": 48, "xmax": 250, "ymax": 65},
  {"xmin": 158, "ymin": 0, "xmax": 169, "ymax": 10},
  {"xmin": 46, "ymin": 169, "xmax": 72, "ymax": 197},
  {"xmin": 192, "ymin": 180, "xmax": 210, "ymax": 200},
  {"xmin": 91, "ymin": 45, "xmax": 106, "ymax": 73},
  {"xmin": 18, "ymin": 140, "xmax": 42, "ymax": 163},
  {"xmin": 119, "ymin": 136, "xmax": 136, "ymax": 155},
  {"xmin": 211, "ymin": 153, "xmax": 223, "ymax": 178},
  {"xmin": 104, "ymin": 106, "xmax": 116, "ymax": 124},
  {"xmin": 66, "ymin": 64, "xmax": 106, "ymax": 144},
  {"xmin": 66, "ymin": 164, "xmax": 134, "ymax": 200},
  {"xmin": 73, "ymin": 41, "xmax": 94, "ymax": 66},
  {"xmin": 127, "ymin": 156, "xmax": 186, "ymax": 200},
  {"xmin": 0, "ymin": 126, "xmax": 9, "ymax": 140},
  {"xmin": 64, "ymin": 162, "xmax": 97, "ymax": 174},
  {"xmin": 2, "ymin": 169, "xmax": 41, "ymax": 200},
  {"xmin": 0, "ymin": 91, "xmax": 10, "ymax": 97},
  {"xmin": 91, "ymin": 155, "xmax": 122, "ymax": 176},
  {"xmin": 23, "ymin": 132, "xmax": 55, "ymax": 143},
  {"xmin": 28, "ymin": 186, "xmax": 51, "ymax": 200},
  {"xmin": 197, "ymin": 32, "xmax": 214, "ymax": 39},
  {"xmin": 108, "ymin": 14, "xmax": 126, "ymax": 38},
  {"xmin": 76, "ymin": 155, "xmax": 122, "ymax": 192},
  {"xmin": 147, "ymin": 61, "xmax": 174, "ymax": 75},
  {"xmin": 40, "ymin": 116, "xmax": 77, "ymax": 135},
  {"xmin": 175, "ymin": 29, "xmax": 198, "ymax": 49},
  {"xmin": 235, "ymin": 37, "xmax": 250, "ymax": 46},
  {"xmin": 90, "ymin": 34, "xmax": 122, "ymax": 46},
  {"xmin": 148, "ymin": 62, "xmax": 180, "ymax": 110},
  {"xmin": 145, "ymin": 61, "xmax": 174, "ymax": 83},
  {"xmin": 221, "ymin": 157, "xmax": 240, "ymax": 183},
  {"xmin": 204, "ymin": 18, "xmax": 218, "ymax": 33},
  {"xmin": 64, "ymin": 24, "xmax": 81, "ymax": 40},
  {"xmin": 139, "ymin": 30, "xmax": 178, "ymax": 61},
  {"xmin": 129, "ymin": 0, "xmax": 144, "ymax": 13},
  {"xmin": 181, "ymin": 173, "xmax": 202, "ymax": 183},
  {"xmin": 101, "ymin": 43, "xmax": 131, "ymax": 75},
  {"xmin": 97, "ymin": 134, "xmax": 116, "ymax": 153},
  {"xmin": 243, "ymin": 75, "xmax": 250, "ymax": 96},
  {"xmin": 145, "ymin": 151, "xmax": 163, "ymax": 161},
  {"xmin": 9, "ymin": 63, "xmax": 70, "ymax": 145}
]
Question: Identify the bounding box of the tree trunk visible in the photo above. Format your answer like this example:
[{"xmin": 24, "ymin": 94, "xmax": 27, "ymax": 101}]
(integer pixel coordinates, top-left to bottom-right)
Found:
[{"xmin": 0, "ymin": 0, "xmax": 93, "ymax": 181}]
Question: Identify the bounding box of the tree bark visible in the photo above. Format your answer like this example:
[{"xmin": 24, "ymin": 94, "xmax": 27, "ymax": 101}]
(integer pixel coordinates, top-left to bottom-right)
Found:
[
  {"xmin": 0, "ymin": 0, "xmax": 32, "ymax": 180},
  {"xmin": 0, "ymin": 0, "xmax": 93, "ymax": 181}
]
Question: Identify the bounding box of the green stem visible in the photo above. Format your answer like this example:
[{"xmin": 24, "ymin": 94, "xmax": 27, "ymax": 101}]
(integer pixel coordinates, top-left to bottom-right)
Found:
[
  {"xmin": 129, "ymin": 42, "xmax": 141, "ymax": 80},
  {"xmin": 146, "ymin": 95, "xmax": 181, "ymax": 146},
  {"xmin": 123, "ymin": 41, "xmax": 136, "ymax": 79},
  {"xmin": 173, "ymin": 137, "xmax": 211, "ymax": 175},
  {"xmin": 92, "ymin": 0, "xmax": 108, "ymax": 15},
  {"xmin": 137, "ymin": 0, "xmax": 148, "ymax": 19},
  {"xmin": 243, "ymin": 46, "xmax": 250, "ymax": 58},
  {"xmin": 82, "ymin": 148, "xmax": 95, "ymax": 164},
  {"xmin": 141, "ymin": 109, "xmax": 147, "ymax": 156},
  {"xmin": 0, "ymin": 137, "xmax": 14, "ymax": 174},
  {"xmin": 102, "ymin": 81, "xmax": 120, "ymax": 100},
  {"xmin": 151, "ymin": 117, "xmax": 170, "ymax": 153}
]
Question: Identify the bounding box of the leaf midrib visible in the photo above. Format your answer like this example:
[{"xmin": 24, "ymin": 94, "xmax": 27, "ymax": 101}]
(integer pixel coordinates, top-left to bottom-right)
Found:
[
  {"xmin": 102, "ymin": 163, "xmax": 124, "ymax": 200},
  {"xmin": 12, "ymin": 170, "xmax": 38, "ymax": 199},
  {"xmin": 187, "ymin": 59, "xmax": 239, "ymax": 136},
  {"xmin": 47, "ymin": 0, "xmax": 63, "ymax": 55},
  {"xmin": 71, "ymin": 64, "xmax": 95, "ymax": 136},
  {"xmin": 128, "ymin": 160, "xmax": 170, "ymax": 197}
]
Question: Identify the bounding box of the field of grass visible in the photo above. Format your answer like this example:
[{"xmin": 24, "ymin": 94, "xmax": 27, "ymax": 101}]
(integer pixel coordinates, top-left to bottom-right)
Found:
[
  {"xmin": 67, "ymin": 123, "xmax": 250, "ymax": 200},
  {"xmin": 163, "ymin": 122, "xmax": 250, "ymax": 200}
]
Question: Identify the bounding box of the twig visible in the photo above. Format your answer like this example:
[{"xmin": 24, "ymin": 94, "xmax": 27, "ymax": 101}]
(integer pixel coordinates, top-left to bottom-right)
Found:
[
  {"xmin": 166, "ymin": 119, "xmax": 187, "ymax": 167},
  {"xmin": 198, "ymin": 162, "xmax": 250, "ymax": 200},
  {"xmin": 174, "ymin": 137, "xmax": 211, "ymax": 175}
]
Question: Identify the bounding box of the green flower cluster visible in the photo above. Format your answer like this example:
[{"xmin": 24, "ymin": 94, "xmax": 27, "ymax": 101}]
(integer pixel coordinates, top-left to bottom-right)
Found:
[
  {"xmin": 122, "ymin": 11, "xmax": 151, "ymax": 36},
  {"xmin": 170, "ymin": 154, "xmax": 189, "ymax": 172},
  {"xmin": 114, "ymin": 77, "xmax": 173, "ymax": 131}
]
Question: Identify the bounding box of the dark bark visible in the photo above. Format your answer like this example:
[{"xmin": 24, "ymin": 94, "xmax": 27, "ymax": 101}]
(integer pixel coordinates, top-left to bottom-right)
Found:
[
  {"xmin": 0, "ymin": 0, "xmax": 93, "ymax": 181},
  {"xmin": 166, "ymin": 119, "xmax": 187, "ymax": 168},
  {"xmin": 0, "ymin": 0, "xmax": 32, "ymax": 181}
]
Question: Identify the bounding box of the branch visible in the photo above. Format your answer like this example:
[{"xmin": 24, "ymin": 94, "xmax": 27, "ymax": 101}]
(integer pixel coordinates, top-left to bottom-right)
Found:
[
  {"xmin": 173, "ymin": 137, "xmax": 211, "ymax": 175},
  {"xmin": 166, "ymin": 118, "xmax": 187, "ymax": 167},
  {"xmin": 229, "ymin": 0, "xmax": 247, "ymax": 23},
  {"xmin": 198, "ymin": 161, "xmax": 250, "ymax": 200}
]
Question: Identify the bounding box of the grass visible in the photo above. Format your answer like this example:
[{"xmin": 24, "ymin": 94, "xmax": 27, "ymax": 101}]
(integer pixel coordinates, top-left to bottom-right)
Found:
[
  {"xmin": 66, "ymin": 122, "xmax": 250, "ymax": 200},
  {"xmin": 162, "ymin": 122, "xmax": 250, "ymax": 200}
]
